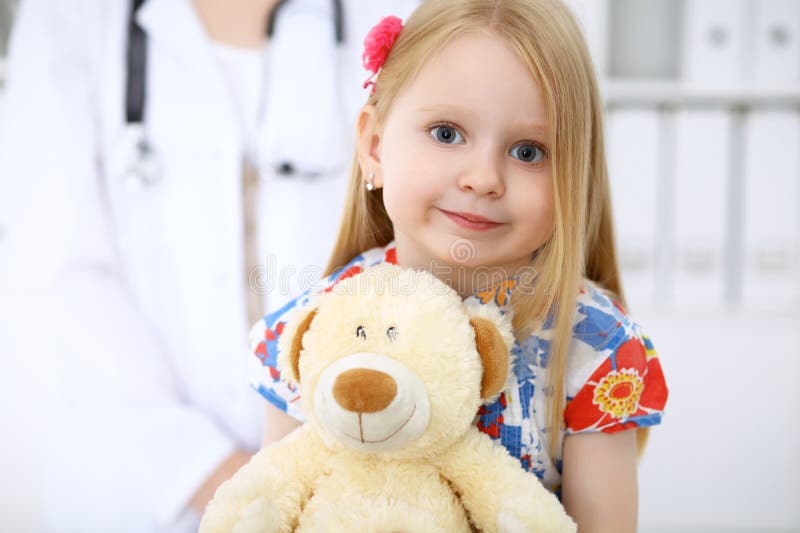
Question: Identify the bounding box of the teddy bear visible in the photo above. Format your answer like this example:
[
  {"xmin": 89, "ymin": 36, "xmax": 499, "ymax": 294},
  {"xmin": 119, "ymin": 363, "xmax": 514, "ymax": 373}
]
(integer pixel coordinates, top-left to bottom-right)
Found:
[{"xmin": 199, "ymin": 264, "xmax": 576, "ymax": 533}]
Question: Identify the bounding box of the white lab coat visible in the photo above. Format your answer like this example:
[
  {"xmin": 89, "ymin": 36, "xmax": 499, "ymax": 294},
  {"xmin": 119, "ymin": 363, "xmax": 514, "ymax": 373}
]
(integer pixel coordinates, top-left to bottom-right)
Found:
[{"xmin": 0, "ymin": 0, "xmax": 416, "ymax": 530}]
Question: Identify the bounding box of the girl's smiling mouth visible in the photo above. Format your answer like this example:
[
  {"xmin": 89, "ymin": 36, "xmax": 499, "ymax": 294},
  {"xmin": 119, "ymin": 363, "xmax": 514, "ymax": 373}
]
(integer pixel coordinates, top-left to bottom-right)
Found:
[{"xmin": 438, "ymin": 208, "xmax": 505, "ymax": 231}]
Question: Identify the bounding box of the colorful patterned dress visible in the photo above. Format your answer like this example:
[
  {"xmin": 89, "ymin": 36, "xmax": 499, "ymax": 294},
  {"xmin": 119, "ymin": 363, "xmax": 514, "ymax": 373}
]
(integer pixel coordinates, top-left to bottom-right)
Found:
[{"xmin": 248, "ymin": 241, "xmax": 669, "ymax": 495}]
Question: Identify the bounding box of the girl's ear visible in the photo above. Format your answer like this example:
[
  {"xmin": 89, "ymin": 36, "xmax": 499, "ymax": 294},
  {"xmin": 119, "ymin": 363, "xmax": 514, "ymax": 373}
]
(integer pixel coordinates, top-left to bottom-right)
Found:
[{"xmin": 356, "ymin": 104, "xmax": 384, "ymax": 188}]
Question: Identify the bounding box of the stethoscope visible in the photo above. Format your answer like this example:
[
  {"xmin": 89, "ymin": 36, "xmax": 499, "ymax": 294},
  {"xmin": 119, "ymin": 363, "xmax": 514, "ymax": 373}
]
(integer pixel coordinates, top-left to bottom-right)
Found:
[{"xmin": 121, "ymin": 0, "xmax": 345, "ymax": 189}]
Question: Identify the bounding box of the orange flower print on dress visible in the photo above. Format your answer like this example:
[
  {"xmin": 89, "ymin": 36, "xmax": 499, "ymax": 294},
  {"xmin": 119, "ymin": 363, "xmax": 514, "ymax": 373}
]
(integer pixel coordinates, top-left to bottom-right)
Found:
[{"xmin": 475, "ymin": 278, "xmax": 517, "ymax": 307}]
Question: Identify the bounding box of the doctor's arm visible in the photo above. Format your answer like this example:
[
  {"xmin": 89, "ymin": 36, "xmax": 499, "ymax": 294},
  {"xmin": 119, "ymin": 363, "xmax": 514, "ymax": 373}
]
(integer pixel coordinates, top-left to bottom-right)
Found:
[{"xmin": 0, "ymin": 0, "xmax": 254, "ymax": 528}]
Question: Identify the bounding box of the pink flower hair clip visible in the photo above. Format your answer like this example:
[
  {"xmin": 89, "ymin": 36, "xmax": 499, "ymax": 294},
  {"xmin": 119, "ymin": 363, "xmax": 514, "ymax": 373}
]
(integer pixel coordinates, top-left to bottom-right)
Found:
[{"xmin": 362, "ymin": 15, "xmax": 403, "ymax": 94}]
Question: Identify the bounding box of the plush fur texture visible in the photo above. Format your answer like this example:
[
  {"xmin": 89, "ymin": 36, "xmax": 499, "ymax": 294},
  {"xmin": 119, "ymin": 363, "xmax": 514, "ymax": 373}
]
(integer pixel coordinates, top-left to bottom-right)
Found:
[{"xmin": 200, "ymin": 265, "xmax": 576, "ymax": 532}]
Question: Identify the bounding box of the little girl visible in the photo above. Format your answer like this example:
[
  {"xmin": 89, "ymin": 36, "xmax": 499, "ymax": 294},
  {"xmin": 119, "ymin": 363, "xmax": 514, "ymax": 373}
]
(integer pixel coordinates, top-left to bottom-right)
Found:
[{"xmin": 250, "ymin": 0, "xmax": 669, "ymax": 530}]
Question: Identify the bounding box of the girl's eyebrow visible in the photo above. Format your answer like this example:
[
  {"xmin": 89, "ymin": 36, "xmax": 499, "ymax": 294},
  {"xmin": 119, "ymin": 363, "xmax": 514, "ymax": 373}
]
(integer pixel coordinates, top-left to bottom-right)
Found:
[
  {"xmin": 416, "ymin": 104, "xmax": 548, "ymax": 137},
  {"xmin": 416, "ymin": 103, "xmax": 479, "ymax": 120},
  {"xmin": 511, "ymin": 123, "xmax": 549, "ymax": 138}
]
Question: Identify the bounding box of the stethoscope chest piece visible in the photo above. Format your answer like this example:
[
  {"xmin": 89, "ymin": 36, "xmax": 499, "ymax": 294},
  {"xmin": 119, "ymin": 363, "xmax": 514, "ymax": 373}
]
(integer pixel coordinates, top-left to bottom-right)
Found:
[
  {"xmin": 115, "ymin": 123, "xmax": 162, "ymax": 190},
  {"xmin": 118, "ymin": 0, "xmax": 346, "ymax": 190}
]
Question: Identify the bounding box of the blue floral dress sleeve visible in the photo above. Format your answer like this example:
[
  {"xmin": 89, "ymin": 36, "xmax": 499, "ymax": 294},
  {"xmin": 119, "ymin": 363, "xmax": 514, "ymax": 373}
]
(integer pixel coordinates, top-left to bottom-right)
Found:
[{"xmin": 247, "ymin": 242, "xmax": 398, "ymax": 421}]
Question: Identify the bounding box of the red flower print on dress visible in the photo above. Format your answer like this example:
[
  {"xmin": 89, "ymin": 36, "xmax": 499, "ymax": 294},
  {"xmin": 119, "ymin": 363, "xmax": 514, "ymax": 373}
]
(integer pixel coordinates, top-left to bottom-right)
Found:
[
  {"xmin": 323, "ymin": 265, "xmax": 363, "ymax": 293},
  {"xmin": 565, "ymin": 337, "xmax": 668, "ymax": 434},
  {"xmin": 384, "ymin": 246, "xmax": 398, "ymax": 265},
  {"xmin": 477, "ymin": 392, "xmax": 507, "ymax": 439}
]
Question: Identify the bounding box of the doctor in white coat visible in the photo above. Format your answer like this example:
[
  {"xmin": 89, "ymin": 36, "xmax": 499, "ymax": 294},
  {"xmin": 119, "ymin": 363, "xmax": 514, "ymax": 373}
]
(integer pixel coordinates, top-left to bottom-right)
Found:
[{"xmin": 0, "ymin": 0, "xmax": 416, "ymax": 530}]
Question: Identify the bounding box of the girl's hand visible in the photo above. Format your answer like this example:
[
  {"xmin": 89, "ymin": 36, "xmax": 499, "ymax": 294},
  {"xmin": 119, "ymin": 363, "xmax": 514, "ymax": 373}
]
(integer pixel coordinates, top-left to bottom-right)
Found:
[
  {"xmin": 561, "ymin": 430, "xmax": 638, "ymax": 533},
  {"xmin": 190, "ymin": 450, "xmax": 252, "ymax": 515},
  {"xmin": 198, "ymin": 424, "xmax": 331, "ymax": 533},
  {"xmin": 262, "ymin": 402, "xmax": 302, "ymax": 447},
  {"xmin": 189, "ymin": 401, "xmax": 300, "ymax": 517}
]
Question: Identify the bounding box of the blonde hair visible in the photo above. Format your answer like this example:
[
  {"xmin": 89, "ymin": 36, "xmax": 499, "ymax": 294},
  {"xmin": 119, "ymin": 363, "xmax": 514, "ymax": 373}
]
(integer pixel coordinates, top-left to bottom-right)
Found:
[{"xmin": 325, "ymin": 0, "xmax": 647, "ymax": 455}]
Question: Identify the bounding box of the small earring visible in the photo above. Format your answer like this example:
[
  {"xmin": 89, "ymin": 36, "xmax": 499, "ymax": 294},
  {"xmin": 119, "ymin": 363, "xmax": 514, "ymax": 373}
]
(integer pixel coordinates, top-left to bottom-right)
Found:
[{"xmin": 365, "ymin": 172, "xmax": 375, "ymax": 191}]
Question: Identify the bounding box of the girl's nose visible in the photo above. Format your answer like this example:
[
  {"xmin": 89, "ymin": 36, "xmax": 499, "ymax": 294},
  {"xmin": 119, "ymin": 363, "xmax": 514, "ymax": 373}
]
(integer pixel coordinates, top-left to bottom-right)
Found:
[{"xmin": 458, "ymin": 151, "xmax": 505, "ymax": 197}]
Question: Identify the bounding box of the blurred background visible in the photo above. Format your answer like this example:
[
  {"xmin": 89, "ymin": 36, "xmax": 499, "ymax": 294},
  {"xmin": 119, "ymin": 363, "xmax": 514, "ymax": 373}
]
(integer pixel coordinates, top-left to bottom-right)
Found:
[{"xmin": 1, "ymin": 0, "xmax": 798, "ymax": 531}]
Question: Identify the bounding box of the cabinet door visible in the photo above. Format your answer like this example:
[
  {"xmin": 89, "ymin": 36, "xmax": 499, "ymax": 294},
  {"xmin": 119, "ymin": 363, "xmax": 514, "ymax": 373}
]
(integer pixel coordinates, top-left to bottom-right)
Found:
[
  {"xmin": 673, "ymin": 109, "xmax": 730, "ymax": 310},
  {"xmin": 606, "ymin": 108, "xmax": 660, "ymax": 309},
  {"xmin": 683, "ymin": 0, "xmax": 748, "ymax": 84},
  {"xmin": 742, "ymin": 109, "xmax": 800, "ymax": 311},
  {"xmin": 753, "ymin": 0, "xmax": 800, "ymax": 83}
]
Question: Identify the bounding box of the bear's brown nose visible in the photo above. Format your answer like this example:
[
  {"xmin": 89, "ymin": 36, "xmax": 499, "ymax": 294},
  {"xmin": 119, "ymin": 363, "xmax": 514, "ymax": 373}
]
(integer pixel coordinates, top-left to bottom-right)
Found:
[{"xmin": 332, "ymin": 368, "xmax": 397, "ymax": 413}]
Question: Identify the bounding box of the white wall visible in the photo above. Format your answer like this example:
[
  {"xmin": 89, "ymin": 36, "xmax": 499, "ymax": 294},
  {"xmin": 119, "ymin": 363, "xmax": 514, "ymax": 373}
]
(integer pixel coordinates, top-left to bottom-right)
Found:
[{"xmin": 637, "ymin": 311, "xmax": 800, "ymax": 532}]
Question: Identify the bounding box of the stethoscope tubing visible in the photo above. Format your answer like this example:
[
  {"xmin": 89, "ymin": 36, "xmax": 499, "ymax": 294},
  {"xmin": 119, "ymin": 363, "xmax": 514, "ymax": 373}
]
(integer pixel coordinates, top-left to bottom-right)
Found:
[
  {"xmin": 126, "ymin": 0, "xmax": 344, "ymax": 129},
  {"xmin": 122, "ymin": 0, "xmax": 346, "ymax": 185}
]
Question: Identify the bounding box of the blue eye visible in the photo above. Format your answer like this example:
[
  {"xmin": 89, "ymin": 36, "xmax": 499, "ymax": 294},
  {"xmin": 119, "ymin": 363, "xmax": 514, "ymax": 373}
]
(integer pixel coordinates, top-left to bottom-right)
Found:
[
  {"xmin": 430, "ymin": 125, "xmax": 464, "ymax": 144},
  {"xmin": 510, "ymin": 143, "xmax": 545, "ymax": 163}
]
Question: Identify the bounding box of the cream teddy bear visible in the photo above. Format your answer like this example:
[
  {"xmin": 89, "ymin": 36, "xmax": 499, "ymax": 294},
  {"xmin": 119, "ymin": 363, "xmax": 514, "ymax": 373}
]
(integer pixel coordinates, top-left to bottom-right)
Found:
[{"xmin": 200, "ymin": 265, "xmax": 576, "ymax": 533}]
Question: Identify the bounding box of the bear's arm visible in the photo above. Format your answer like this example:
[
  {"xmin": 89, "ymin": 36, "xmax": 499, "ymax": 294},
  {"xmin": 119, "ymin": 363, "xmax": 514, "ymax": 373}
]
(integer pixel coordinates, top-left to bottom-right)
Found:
[
  {"xmin": 199, "ymin": 423, "xmax": 332, "ymax": 533},
  {"xmin": 435, "ymin": 428, "xmax": 576, "ymax": 533}
]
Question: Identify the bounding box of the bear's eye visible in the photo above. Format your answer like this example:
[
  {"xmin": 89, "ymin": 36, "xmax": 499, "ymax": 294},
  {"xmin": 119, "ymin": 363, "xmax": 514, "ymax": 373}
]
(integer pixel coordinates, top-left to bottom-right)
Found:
[
  {"xmin": 356, "ymin": 325, "xmax": 367, "ymax": 339},
  {"xmin": 386, "ymin": 326, "xmax": 398, "ymax": 341}
]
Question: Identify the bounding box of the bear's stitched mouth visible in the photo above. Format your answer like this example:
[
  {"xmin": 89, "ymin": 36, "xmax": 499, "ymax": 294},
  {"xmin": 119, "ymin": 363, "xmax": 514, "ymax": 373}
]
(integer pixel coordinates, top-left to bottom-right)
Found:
[{"xmin": 343, "ymin": 404, "xmax": 417, "ymax": 444}]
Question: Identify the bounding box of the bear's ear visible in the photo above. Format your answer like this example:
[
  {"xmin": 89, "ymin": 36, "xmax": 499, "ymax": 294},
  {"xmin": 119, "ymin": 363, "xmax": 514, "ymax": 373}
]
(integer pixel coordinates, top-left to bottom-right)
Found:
[
  {"xmin": 276, "ymin": 305, "xmax": 319, "ymax": 385},
  {"xmin": 465, "ymin": 303, "xmax": 515, "ymax": 401},
  {"xmin": 469, "ymin": 316, "xmax": 510, "ymax": 400}
]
